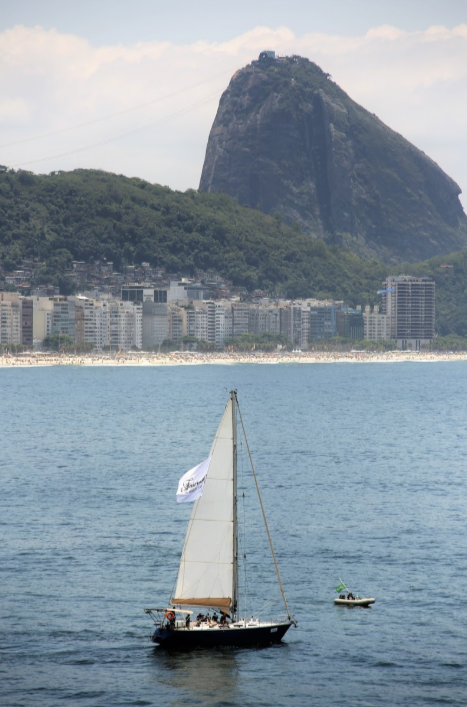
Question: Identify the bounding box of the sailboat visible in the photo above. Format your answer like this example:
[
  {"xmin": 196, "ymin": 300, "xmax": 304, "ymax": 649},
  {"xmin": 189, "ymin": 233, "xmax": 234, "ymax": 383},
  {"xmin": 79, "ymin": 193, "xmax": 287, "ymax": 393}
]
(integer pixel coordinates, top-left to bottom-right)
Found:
[{"xmin": 144, "ymin": 390, "xmax": 296, "ymax": 649}]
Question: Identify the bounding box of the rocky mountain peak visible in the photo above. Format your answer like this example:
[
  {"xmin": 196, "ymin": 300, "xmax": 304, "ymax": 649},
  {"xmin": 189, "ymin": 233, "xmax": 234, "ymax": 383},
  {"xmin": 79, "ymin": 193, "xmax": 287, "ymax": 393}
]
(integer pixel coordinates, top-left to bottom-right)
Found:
[{"xmin": 200, "ymin": 54, "xmax": 467, "ymax": 263}]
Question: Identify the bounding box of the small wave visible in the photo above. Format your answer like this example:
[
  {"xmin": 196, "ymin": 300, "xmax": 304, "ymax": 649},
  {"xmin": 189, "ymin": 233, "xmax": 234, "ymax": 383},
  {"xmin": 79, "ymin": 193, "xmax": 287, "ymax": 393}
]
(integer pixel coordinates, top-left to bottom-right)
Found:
[{"xmin": 373, "ymin": 660, "xmax": 399, "ymax": 668}]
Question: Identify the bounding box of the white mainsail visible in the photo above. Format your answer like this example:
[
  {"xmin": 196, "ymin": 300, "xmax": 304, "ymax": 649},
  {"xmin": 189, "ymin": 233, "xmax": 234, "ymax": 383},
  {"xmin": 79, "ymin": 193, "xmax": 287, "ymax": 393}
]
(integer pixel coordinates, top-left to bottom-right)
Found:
[{"xmin": 172, "ymin": 397, "xmax": 235, "ymax": 609}]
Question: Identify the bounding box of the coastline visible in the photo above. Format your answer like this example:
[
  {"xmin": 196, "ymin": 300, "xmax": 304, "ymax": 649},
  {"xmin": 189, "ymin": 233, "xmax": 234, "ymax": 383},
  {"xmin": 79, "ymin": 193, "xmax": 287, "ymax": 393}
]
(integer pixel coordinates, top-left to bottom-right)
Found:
[{"xmin": 1, "ymin": 350, "xmax": 467, "ymax": 368}]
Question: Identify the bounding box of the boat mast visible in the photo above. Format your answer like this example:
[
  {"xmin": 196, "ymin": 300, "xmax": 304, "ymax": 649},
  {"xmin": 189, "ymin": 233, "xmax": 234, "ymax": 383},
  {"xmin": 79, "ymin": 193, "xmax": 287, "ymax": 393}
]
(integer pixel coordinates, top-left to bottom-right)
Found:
[
  {"xmin": 236, "ymin": 395, "xmax": 292, "ymax": 621},
  {"xmin": 231, "ymin": 390, "xmax": 238, "ymax": 621}
]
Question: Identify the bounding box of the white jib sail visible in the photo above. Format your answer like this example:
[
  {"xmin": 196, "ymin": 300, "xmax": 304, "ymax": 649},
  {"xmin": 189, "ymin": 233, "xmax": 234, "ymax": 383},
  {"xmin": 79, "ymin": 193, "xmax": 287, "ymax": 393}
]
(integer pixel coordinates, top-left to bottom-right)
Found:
[{"xmin": 173, "ymin": 397, "xmax": 234, "ymax": 609}]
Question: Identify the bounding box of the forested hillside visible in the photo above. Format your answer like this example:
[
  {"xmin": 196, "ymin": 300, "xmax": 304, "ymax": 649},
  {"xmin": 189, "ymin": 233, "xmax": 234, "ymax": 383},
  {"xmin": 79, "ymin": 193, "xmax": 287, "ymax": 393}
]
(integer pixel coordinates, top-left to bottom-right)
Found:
[
  {"xmin": 0, "ymin": 168, "xmax": 387, "ymax": 302},
  {"xmin": 1, "ymin": 168, "xmax": 467, "ymax": 335}
]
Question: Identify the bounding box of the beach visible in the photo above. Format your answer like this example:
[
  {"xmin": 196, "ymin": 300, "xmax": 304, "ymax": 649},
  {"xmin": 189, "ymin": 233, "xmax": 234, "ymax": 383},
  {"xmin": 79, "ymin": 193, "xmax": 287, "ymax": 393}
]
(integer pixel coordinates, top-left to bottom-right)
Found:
[{"xmin": 1, "ymin": 350, "xmax": 467, "ymax": 367}]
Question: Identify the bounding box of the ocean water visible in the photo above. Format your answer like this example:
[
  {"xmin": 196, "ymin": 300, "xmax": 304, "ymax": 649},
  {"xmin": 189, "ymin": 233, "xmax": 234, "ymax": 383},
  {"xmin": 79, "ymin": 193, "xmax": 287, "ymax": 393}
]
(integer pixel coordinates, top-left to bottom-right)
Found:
[{"xmin": 1, "ymin": 361, "xmax": 466, "ymax": 706}]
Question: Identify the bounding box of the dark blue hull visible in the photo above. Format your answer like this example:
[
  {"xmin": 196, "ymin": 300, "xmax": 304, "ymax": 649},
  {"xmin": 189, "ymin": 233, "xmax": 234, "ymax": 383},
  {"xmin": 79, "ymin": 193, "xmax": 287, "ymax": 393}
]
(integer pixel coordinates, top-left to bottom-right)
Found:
[{"xmin": 151, "ymin": 622, "xmax": 292, "ymax": 650}]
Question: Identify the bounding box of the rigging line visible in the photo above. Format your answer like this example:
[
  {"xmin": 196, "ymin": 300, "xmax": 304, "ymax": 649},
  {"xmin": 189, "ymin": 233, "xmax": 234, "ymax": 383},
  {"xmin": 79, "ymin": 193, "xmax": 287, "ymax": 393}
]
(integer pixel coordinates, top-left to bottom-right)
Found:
[
  {"xmin": 0, "ymin": 65, "xmax": 237, "ymax": 149},
  {"xmin": 234, "ymin": 392, "xmax": 291, "ymax": 621},
  {"xmin": 11, "ymin": 89, "xmax": 222, "ymax": 169}
]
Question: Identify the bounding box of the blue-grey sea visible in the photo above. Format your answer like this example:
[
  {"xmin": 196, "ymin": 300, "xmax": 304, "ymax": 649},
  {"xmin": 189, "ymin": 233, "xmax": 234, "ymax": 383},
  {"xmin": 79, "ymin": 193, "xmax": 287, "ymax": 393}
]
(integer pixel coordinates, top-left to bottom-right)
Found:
[{"xmin": 1, "ymin": 362, "xmax": 466, "ymax": 706}]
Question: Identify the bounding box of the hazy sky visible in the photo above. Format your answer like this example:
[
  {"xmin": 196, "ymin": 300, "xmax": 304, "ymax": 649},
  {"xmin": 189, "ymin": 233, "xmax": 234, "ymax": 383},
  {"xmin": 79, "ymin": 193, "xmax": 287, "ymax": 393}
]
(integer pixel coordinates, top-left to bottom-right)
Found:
[{"xmin": 1, "ymin": 0, "xmax": 466, "ymax": 207}]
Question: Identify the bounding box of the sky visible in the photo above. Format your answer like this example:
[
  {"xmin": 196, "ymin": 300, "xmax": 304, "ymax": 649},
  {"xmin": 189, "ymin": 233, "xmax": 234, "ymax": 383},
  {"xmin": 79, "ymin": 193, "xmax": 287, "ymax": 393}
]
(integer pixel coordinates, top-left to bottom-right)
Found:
[{"xmin": 1, "ymin": 0, "xmax": 466, "ymax": 208}]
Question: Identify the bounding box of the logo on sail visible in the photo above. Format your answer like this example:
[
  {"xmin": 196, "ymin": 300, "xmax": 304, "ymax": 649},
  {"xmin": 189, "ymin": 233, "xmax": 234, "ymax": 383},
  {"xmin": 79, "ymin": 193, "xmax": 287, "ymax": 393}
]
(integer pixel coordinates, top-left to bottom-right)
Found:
[{"xmin": 176, "ymin": 457, "xmax": 211, "ymax": 503}]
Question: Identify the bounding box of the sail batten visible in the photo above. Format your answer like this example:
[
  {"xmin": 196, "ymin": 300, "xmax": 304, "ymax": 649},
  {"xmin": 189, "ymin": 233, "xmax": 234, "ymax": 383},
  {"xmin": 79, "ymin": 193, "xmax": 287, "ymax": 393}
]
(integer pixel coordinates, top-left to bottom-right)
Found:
[{"xmin": 173, "ymin": 398, "xmax": 234, "ymax": 608}]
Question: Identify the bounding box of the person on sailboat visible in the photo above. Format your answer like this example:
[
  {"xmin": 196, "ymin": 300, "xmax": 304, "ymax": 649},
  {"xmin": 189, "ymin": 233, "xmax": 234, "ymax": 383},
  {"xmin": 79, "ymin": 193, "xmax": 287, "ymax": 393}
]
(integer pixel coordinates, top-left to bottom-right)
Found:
[
  {"xmin": 164, "ymin": 611, "xmax": 176, "ymax": 628},
  {"xmin": 220, "ymin": 612, "xmax": 230, "ymax": 628}
]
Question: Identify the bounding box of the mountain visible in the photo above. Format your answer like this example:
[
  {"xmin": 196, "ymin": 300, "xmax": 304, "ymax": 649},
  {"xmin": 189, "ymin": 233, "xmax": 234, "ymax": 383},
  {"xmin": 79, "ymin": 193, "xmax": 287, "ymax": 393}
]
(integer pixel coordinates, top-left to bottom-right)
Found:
[{"xmin": 200, "ymin": 54, "xmax": 467, "ymax": 264}]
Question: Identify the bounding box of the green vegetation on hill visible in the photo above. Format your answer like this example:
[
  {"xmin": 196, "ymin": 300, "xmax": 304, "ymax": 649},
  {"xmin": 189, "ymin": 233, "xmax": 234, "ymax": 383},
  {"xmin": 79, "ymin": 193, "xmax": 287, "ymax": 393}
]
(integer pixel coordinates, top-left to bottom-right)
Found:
[
  {"xmin": 1, "ymin": 168, "xmax": 467, "ymax": 335},
  {"xmin": 0, "ymin": 168, "xmax": 386, "ymax": 302}
]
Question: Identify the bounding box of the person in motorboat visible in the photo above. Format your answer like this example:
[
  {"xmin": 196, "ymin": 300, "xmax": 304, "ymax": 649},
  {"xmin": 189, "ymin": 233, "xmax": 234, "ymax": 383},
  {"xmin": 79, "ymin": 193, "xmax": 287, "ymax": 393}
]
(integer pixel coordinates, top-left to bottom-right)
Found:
[{"xmin": 347, "ymin": 592, "xmax": 355, "ymax": 600}]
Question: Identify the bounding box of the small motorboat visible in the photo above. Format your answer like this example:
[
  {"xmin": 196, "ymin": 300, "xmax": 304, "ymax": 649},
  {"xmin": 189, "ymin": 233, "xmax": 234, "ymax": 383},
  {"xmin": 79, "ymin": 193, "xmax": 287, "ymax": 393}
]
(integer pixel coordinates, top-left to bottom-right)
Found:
[
  {"xmin": 334, "ymin": 579, "xmax": 375, "ymax": 607},
  {"xmin": 334, "ymin": 596, "xmax": 375, "ymax": 607}
]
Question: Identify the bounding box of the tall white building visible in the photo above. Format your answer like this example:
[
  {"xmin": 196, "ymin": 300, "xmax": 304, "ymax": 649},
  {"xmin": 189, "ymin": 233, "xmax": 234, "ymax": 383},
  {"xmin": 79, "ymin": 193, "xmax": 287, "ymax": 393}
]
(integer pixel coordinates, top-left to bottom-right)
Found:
[
  {"xmin": 82, "ymin": 298, "xmax": 106, "ymax": 349},
  {"xmin": 248, "ymin": 307, "xmax": 280, "ymax": 336},
  {"xmin": 232, "ymin": 303, "xmax": 250, "ymax": 337},
  {"xmin": 0, "ymin": 293, "xmax": 33, "ymax": 347},
  {"xmin": 108, "ymin": 301, "xmax": 142, "ymax": 350},
  {"xmin": 287, "ymin": 303, "xmax": 310, "ymax": 348},
  {"xmin": 213, "ymin": 303, "xmax": 226, "ymax": 350},
  {"xmin": 53, "ymin": 299, "xmax": 77, "ymax": 340},
  {"xmin": 186, "ymin": 308, "xmax": 209, "ymax": 341},
  {"xmin": 0, "ymin": 298, "xmax": 21, "ymax": 345},
  {"xmin": 168, "ymin": 305, "xmax": 184, "ymax": 344}
]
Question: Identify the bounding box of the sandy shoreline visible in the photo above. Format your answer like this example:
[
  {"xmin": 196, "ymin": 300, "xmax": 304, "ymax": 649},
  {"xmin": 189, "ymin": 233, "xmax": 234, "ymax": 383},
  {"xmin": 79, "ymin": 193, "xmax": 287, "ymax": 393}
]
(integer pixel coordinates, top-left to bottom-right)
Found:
[{"xmin": 1, "ymin": 350, "xmax": 467, "ymax": 368}]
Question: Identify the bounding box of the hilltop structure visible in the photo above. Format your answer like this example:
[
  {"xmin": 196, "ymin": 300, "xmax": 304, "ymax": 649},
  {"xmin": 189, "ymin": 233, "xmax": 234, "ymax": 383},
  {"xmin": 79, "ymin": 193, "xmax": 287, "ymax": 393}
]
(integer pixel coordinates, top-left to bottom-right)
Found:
[{"xmin": 200, "ymin": 53, "xmax": 467, "ymax": 264}]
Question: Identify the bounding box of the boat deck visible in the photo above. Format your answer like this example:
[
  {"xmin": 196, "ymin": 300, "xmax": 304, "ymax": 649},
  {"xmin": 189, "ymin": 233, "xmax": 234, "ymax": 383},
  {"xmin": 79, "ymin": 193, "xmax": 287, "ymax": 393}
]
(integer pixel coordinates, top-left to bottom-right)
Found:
[{"xmin": 151, "ymin": 620, "xmax": 292, "ymax": 648}]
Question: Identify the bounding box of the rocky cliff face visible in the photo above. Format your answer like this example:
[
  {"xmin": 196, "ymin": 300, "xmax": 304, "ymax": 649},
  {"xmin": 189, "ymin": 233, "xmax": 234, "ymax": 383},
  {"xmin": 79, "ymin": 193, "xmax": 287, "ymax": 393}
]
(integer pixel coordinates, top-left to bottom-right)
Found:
[{"xmin": 200, "ymin": 55, "xmax": 467, "ymax": 263}]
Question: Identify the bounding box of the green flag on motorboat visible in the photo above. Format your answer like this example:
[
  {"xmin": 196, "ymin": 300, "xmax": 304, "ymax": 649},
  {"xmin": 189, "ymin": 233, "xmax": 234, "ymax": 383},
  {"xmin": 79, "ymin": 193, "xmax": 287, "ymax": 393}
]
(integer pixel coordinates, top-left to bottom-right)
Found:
[{"xmin": 336, "ymin": 582, "xmax": 345, "ymax": 593}]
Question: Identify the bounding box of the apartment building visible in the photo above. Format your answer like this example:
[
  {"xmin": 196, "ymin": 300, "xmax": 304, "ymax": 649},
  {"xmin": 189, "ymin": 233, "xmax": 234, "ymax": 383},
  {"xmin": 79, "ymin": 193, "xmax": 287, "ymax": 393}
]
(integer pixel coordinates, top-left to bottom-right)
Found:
[
  {"xmin": 336, "ymin": 307, "xmax": 365, "ymax": 340},
  {"xmin": 232, "ymin": 303, "xmax": 250, "ymax": 337},
  {"xmin": 186, "ymin": 307, "xmax": 209, "ymax": 342},
  {"xmin": 0, "ymin": 293, "xmax": 33, "ymax": 346},
  {"xmin": 52, "ymin": 300, "xmax": 77, "ymax": 340},
  {"xmin": 108, "ymin": 301, "xmax": 142, "ymax": 350},
  {"xmin": 0, "ymin": 298, "xmax": 21, "ymax": 345},
  {"xmin": 167, "ymin": 280, "xmax": 211, "ymax": 302},
  {"xmin": 168, "ymin": 305, "xmax": 184, "ymax": 344},
  {"xmin": 309, "ymin": 305, "xmax": 337, "ymax": 340},
  {"xmin": 248, "ymin": 307, "xmax": 280, "ymax": 336},
  {"xmin": 363, "ymin": 305, "xmax": 391, "ymax": 341},
  {"xmin": 32, "ymin": 297, "xmax": 55, "ymax": 343},
  {"xmin": 382, "ymin": 275, "xmax": 435, "ymax": 349},
  {"xmin": 121, "ymin": 285, "xmax": 168, "ymax": 303},
  {"xmin": 142, "ymin": 301, "xmax": 168, "ymax": 349}
]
